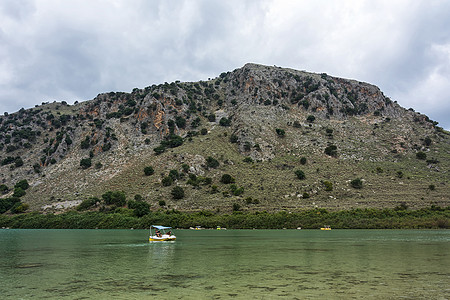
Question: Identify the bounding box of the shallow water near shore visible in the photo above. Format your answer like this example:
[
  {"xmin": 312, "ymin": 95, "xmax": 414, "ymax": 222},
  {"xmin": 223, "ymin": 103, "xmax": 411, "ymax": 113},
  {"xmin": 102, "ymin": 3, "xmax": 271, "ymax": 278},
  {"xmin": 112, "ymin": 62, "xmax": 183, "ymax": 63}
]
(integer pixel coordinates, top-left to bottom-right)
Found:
[{"xmin": 0, "ymin": 229, "xmax": 448, "ymax": 299}]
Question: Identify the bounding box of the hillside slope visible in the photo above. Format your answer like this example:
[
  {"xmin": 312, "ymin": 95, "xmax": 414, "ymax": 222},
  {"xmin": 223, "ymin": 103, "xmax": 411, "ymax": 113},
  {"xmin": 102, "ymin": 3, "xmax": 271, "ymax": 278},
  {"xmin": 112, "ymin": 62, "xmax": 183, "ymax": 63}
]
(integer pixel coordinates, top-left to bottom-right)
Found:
[{"xmin": 1, "ymin": 63, "xmax": 449, "ymax": 213}]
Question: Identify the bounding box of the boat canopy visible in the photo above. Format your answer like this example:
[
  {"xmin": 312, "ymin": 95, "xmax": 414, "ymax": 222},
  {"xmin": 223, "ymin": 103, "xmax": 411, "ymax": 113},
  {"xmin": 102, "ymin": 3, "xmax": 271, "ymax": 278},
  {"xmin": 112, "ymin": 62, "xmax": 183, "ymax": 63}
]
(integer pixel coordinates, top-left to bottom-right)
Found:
[{"xmin": 151, "ymin": 225, "xmax": 172, "ymax": 230}]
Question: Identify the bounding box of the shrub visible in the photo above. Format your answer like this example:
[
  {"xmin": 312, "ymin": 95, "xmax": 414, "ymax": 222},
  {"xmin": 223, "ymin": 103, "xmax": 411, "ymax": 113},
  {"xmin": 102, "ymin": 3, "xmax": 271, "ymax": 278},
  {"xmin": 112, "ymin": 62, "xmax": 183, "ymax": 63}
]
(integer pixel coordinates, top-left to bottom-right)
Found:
[
  {"xmin": 376, "ymin": 167, "xmax": 384, "ymax": 173},
  {"xmin": 133, "ymin": 201, "xmax": 150, "ymax": 217},
  {"xmin": 230, "ymin": 184, "xmax": 244, "ymax": 196},
  {"xmin": 300, "ymin": 157, "xmax": 307, "ymax": 165},
  {"xmin": 424, "ymin": 137, "xmax": 432, "ymax": 147},
  {"xmin": 182, "ymin": 164, "xmax": 190, "ymax": 172},
  {"xmin": 171, "ymin": 186, "xmax": 185, "ymax": 199},
  {"xmin": 162, "ymin": 176, "xmax": 173, "ymax": 186},
  {"xmin": 15, "ymin": 179, "xmax": 29, "ymax": 190},
  {"xmin": 416, "ymin": 151, "xmax": 427, "ymax": 160},
  {"xmin": 207, "ymin": 113, "xmax": 216, "ymax": 122},
  {"xmin": 275, "ymin": 128, "xmax": 285, "ymax": 137},
  {"xmin": 307, "ymin": 115, "xmax": 316, "ymax": 123},
  {"xmin": 200, "ymin": 128, "xmax": 208, "ymax": 135},
  {"xmin": 102, "ymin": 191, "xmax": 126, "ymax": 206},
  {"xmin": 232, "ymin": 203, "xmax": 241, "ymax": 211},
  {"xmin": 0, "ymin": 184, "xmax": 8, "ymax": 194},
  {"xmin": 295, "ymin": 170, "xmax": 305, "ymax": 180},
  {"xmin": 229, "ymin": 134, "xmax": 238, "ymax": 143},
  {"xmin": 158, "ymin": 200, "xmax": 166, "ymax": 206},
  {"xmin": 10, "ymin": 202, "xmax": 29, "ymax": 214},
  {"xmin": 219, "ymin": 117, "xmax": 231, "ymax": 127},
  {"xmin": 0, "ymin": 197, "xmax": 20, "ymax": 213},
  {"xmin": 350, "ymin": 178, "xmax": 363, "ymax": 189},
  {"xmin": 324, "ymin": 144, "xmax": 338, "ymax": 157},
  {"xmin": 397, "ymin": 171, "xmax": 404, "ymax": 178},
  {"xmin": 302, "ymin": 192, "xmax": 310, "ymax": 198},
  {"xmin": 77, "ymin": 197, "xmax": 99, "ymax": 211},
  {"xmin": 80, "ymin": 158, "xmax": 92, "ymax": 169},
  {"xmin": 206, "ymin": 156, "xmax": 220, "ymax": 168},
  {"xmin": 243, "ymin": 157, "xmax": 253, "ymax": 163},
  {"xmin": 220, "ymin": 174, "xmax": 235, "ymax": 184},
  {"xmin": 428, "ymin": 184, "xmax": 435, "ymax": 191},
  {"xmin": 322, "ymin": 181, "xmax": 333, "ymax": 191},
  {"xmin": 13, "ymin": 187, "xmax": 26, "ymax": 198}
]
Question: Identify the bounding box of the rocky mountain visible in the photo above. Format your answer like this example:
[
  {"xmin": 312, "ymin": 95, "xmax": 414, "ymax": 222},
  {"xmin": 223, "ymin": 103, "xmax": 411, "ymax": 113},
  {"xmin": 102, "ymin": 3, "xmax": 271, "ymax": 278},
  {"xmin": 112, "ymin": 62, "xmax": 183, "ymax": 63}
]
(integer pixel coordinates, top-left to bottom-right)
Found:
[{"xmin": 1, "ymin": 63, "xmax": 448, "ymax": 213}]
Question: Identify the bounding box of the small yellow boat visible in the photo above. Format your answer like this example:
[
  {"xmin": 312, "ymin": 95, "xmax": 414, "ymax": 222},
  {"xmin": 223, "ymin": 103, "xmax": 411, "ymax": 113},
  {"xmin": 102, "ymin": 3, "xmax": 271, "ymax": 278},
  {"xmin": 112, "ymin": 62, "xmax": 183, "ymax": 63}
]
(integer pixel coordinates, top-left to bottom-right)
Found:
[
  {"xmin": 149, "ymin": 225, "xmax": 176, "ymax": 241},
  {"xmin": 320, "ymin": 225, "xmax": 331, "ymax": 230}
]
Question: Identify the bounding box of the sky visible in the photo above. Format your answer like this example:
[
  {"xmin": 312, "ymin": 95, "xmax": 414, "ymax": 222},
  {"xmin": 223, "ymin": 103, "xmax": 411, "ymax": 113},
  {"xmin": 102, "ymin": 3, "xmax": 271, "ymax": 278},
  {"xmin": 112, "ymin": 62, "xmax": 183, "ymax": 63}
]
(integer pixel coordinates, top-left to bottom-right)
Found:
[{"xmin": 1, "ymin": 0, "xmax": 449, "ymax": 129}]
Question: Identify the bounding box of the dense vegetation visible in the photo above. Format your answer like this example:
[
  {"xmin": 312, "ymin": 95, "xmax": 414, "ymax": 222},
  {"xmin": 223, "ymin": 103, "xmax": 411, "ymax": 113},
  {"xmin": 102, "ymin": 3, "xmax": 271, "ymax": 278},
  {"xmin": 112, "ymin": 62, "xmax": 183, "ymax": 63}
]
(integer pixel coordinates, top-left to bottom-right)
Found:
[{"xmin": 1, "ymin": 206, "xmax": 448, "ymax": 229}]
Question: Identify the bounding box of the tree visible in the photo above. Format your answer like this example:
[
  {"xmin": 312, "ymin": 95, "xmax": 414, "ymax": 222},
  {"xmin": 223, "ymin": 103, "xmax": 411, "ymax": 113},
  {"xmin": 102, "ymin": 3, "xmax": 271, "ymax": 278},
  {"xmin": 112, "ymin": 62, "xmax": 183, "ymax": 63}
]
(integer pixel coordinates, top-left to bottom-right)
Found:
[
  {"xmin": 133, "ymin": 201, "xmax": 150, "ymax": 217},
  {"xmin": 144, "ymin": 166, "xmax": 155, "ymax": 176},
  {"xmin": 171, "ymin": 186, "xmax": 185, "ymax": 199},
  {"xmin": 295, "ymin": 170, "xmax": 305, "ymax": 180}
]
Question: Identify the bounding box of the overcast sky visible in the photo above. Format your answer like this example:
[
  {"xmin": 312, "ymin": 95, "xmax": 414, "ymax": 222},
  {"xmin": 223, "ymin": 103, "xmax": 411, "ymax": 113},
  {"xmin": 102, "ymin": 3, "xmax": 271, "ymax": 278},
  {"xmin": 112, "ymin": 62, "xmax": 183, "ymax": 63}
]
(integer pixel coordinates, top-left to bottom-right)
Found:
[{"xmin": 1, "ymin": 0, "xmax": 449, "ymax": 129}]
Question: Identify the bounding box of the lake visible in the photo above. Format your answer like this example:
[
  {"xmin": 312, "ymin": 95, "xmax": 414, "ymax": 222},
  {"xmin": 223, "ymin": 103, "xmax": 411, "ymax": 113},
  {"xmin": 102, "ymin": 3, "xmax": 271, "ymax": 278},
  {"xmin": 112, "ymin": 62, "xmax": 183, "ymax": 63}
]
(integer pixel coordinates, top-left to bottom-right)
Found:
[{"xmin": 0, "ymin": 229, "xmax": 448, "ymax": 299}]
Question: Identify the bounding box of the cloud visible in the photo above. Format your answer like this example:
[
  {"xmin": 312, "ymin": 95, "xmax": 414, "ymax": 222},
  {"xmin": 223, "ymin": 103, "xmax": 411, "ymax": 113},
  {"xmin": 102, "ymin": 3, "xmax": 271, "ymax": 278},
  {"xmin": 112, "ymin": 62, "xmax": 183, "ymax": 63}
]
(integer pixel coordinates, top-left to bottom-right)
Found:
[{"xmin": 0, "ymin": 0, "xmax": 449, "ymax": 129}]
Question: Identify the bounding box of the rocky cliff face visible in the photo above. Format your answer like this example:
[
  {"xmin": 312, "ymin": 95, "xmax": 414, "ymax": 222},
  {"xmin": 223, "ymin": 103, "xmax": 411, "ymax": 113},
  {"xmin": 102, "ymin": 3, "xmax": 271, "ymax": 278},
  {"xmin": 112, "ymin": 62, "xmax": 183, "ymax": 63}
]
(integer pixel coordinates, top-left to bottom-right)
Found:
[{"xmin": 0, "ymin": 63, "xmax": 448, "ymax": 213}]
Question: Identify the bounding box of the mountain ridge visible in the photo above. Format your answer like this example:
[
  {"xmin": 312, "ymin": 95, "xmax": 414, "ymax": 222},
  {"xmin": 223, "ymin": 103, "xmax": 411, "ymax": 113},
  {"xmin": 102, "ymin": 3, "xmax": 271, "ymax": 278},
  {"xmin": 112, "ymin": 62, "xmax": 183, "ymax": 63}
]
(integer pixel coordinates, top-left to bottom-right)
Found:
[{"xmin": 0, "ymin": 63, "xmax": 448, "ymax": 214}]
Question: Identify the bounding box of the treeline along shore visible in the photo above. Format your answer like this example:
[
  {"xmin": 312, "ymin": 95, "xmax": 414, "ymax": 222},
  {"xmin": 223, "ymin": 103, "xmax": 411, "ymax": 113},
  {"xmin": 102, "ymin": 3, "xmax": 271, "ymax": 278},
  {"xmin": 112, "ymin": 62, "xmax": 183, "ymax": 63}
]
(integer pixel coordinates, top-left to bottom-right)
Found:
[{"xmin": 0, "ymin": 206, "xmax": 448, "ymax": 229}]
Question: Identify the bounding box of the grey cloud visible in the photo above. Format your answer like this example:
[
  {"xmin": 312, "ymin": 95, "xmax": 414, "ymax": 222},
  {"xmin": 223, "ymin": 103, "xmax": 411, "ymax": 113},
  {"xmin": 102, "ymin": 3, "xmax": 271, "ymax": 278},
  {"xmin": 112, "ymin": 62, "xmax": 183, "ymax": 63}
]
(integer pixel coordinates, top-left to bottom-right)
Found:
[{"xmin": 0, "ymin": 0, "xmax": 449, "ymax": 129}]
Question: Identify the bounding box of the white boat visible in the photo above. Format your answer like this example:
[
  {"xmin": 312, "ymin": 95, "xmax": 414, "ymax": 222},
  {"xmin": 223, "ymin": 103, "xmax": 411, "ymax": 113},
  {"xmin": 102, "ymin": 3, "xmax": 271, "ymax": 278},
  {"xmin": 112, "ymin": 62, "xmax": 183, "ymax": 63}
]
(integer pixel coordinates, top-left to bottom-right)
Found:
[{"xmin": 149, "ymin": 225, "xmax": 176, "ymax": 241}]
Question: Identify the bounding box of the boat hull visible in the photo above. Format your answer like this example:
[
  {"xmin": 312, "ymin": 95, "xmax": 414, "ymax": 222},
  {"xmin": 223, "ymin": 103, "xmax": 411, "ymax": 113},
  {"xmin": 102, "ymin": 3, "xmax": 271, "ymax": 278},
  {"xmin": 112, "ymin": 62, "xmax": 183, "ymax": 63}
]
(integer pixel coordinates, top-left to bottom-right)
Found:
[{"xmin": 149, "ymin": 235, "xmax": 176, "ymax": 241}]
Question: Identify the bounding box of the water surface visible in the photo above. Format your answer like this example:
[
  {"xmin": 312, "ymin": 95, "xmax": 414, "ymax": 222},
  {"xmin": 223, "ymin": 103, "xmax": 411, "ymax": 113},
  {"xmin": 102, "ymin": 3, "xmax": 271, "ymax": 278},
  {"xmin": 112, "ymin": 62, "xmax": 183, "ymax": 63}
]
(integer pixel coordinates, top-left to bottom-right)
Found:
[{"xmin": 0, "ymin": 229, "xmax": 448, "ymax": 299}]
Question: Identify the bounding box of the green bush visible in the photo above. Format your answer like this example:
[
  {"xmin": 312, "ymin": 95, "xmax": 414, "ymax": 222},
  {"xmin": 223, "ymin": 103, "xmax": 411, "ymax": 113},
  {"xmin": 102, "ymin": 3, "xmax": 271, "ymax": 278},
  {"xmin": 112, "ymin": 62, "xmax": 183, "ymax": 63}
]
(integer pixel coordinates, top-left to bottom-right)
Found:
[
  {"xmin": 162, "ymin": 176, "xmax": 174, "ymax": 186},
  {"xmin": 350, "ymin": 178, "xmax": 363, "ymax": 189},
  {"xmin": 275, "ymin": 128, "xmax": 285, "ymax": 137},
  {"xmin": 80, "ymin": 158, "xmax": 92, "ymax": 169},
  {"xmin": 219, "ymin": 117, "xmax": 231, "ymax": 127},
  {"xmin": 10, "ymin": 202, "xmax": 29, "ymax": 214},
  {"xmin": 220, "ymin": 174, "xmax": 235, "ymax": 184},
  {"xmin": 322, "ymin": 181, "xmax": 333, "ymax": 191},
  {"xmin": 307, "ymin": 115, "xmax": 315, "ymax": 123},
  {"xmin": 300, "ymin": 157, "xmax": 307, "ymax": 165},
  {"xmin": 229, "ymin": 134, "xmax": 238, "ymax": 143},
  {"xmin": 206, "ymin": 156, "xmax": 220, "ymax": 168},
  {"xmin": 159, "ymin": 200, "xmax": 166, "ymax": 206},
  {"xmin": 324, "ymin": 144, "xmax": 338, "ymax": 157},
  {"xmin": 132, "ymin": 201, "xmax": 150, "ymax": 217},
  {"xmin": 429, "ymin": 184, "xmax": 435, "ymax": 191},
  {"xmin": 13, "ymin": 187, "xmax": 26, "ymax": 198},
  {"xmin": 171, "ymin": 186, "xmax": 185, "ymax": 199},
  {"xmin": 77, "ymin": 197, "xmax": 99, "ymax": 211},
  {"xmin": 416, "ymin": 151, "xmax": 427, "ymax": 160},
  {"xmin": 0, "ymin": 184, "xmax": 8, "ymax": 194},
  {"xmin": 15, "ymin": 179, "xmax": 29, "ymax": 190},
  {"xmin": 302, "ymin": 192, "xmax": 310, "ymax": 199},
  {"xmin": 295, "ymin": 170, "xmax": 305, "ymax": 180},
  {"xmin": 102, "ymin": 191, "xmax": 126, "ymax": 206},
  {"xmin": 243, "ymin": 157, "xmax": 253, "ymax": 163}
]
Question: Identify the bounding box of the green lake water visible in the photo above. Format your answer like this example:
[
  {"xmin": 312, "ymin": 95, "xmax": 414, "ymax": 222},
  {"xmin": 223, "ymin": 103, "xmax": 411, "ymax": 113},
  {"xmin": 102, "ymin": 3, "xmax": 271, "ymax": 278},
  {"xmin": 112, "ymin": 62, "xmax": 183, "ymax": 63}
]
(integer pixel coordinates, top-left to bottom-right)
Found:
[{"xmin": 0, "ymin": 229, "xmax": 448, "ymax": 299}]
